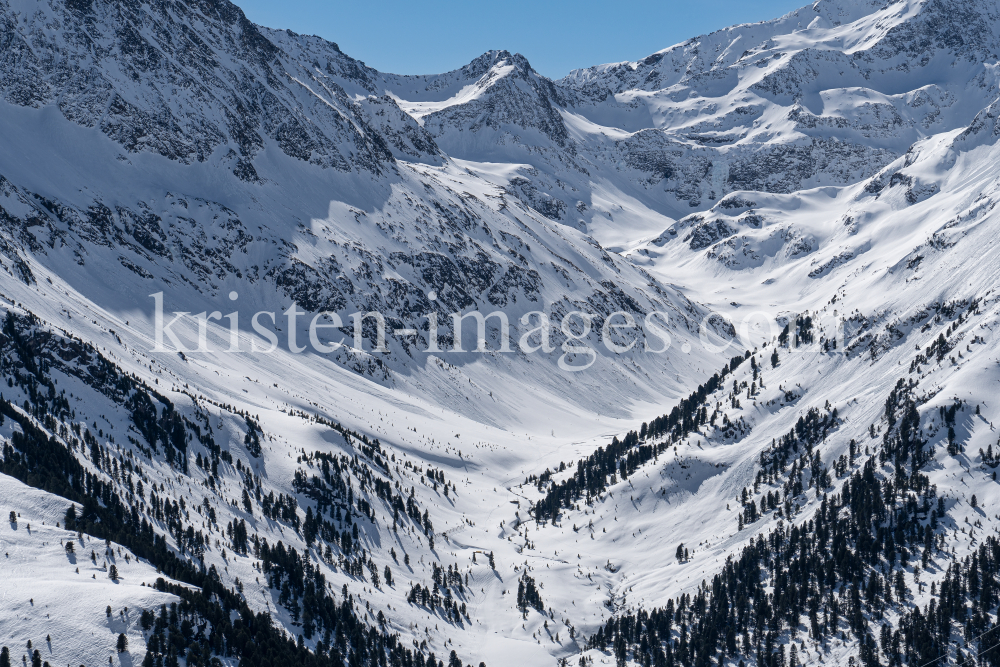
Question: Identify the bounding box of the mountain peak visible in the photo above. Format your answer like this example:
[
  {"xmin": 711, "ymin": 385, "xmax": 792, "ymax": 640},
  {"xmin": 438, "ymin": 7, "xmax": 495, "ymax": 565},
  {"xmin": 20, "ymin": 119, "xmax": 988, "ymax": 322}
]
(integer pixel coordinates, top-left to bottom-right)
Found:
[
  {"xmin": 7, "ymin": 3, "xmax": 1000, "ymax": 667},
  {"xmin": 460, "ymin": 49, "xmax": 536, "ymax": 80}
]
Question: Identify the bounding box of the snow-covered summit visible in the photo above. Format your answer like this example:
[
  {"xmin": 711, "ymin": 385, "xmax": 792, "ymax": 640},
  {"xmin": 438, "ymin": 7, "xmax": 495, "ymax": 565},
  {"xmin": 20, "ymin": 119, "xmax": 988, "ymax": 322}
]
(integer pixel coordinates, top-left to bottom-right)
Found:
[{"xmin": 4, "ymin": 0, "xmax": 1000, "ymax": 666}]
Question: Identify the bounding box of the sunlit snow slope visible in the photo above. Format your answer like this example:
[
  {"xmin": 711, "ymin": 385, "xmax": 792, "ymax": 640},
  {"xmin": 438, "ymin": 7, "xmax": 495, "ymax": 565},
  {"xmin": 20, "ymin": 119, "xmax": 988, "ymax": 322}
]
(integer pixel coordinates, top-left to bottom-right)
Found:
[{"xmin": 2, "ymin": 0, "xmax": 1000, "ymax": 666}]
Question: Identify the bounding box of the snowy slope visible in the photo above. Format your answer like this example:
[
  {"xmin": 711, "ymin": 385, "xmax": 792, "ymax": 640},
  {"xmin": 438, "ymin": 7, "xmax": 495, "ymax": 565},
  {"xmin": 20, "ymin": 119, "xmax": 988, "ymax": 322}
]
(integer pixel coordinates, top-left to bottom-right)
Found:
[
  {"xmin": 0, "ymin": 473, "xmax": 182, "ymax": 667},
  {"xmin": 3, "ymin": 0, "xmax": 1000, "ymax": 666}
]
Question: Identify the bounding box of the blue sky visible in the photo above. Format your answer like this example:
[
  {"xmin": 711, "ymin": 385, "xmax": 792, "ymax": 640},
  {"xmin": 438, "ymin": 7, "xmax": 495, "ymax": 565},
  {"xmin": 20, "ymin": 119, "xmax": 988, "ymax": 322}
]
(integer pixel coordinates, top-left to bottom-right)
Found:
[{"xmin": 233, "ymin": 0, "xmax": 808, "ymax": 79}]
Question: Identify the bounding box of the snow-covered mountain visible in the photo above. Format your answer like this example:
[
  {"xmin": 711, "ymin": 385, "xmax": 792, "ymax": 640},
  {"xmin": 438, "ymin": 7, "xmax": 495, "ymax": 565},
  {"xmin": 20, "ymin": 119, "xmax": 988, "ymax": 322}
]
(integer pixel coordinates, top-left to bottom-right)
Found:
[{"xmin": 3, "ymin": 0, "xmax": 1000, "ymax": 666}]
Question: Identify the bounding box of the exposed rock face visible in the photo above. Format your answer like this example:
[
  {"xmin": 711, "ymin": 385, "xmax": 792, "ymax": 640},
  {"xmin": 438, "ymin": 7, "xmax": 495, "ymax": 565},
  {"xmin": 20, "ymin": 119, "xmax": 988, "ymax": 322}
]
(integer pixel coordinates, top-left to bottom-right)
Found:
[
  {"xmin": 551, "ymin": 0, "xmax": 1000, "ymax": 208},
  {"xmin": 0, "ymin": 0, "xmax": 402, "ymax": 174},
  {"xmin": 0, "ymin": 0, "xmax": 718, "ymax": 395},
  {"xmin": 2, "ymin": 0, "xmax": 1000, "ymax": 389},
  {"xmin": 7, "ymin": 3, "xmax": 1000, "ymax": 667}
]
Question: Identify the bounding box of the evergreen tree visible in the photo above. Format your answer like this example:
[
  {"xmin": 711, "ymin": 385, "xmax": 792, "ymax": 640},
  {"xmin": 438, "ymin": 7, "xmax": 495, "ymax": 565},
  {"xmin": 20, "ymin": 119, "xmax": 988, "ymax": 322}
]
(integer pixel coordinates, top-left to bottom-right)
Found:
[
  {"xmin": 116, "ymin": 634, "xmax": 128, "ymax": 653},
  {"xmin": 516, "ymin": 574, "xmax": 544, "ymax": 612}
]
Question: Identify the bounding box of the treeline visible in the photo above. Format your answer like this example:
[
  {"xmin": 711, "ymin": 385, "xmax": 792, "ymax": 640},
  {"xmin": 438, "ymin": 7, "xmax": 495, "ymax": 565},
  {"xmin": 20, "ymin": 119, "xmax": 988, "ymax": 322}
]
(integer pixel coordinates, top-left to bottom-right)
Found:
[
  {"xmin": 294, "ymin": 450, "xmax": 435, "ymax": 548},
  {"xmin": 0, "ymin": 309, "xmax": 473, "ymax": 667},
  {"xmin": 532, "ymin": 351, "xmax": 752, "ymax": 523},
  {"xmin": 407, "ymin": 583, "xmax": 469, "ymax": 624},
  {"xmin": 283, "ymin": 409, "xmax": 390, "ymax": 473},
  {"xmin": 586, "ymin": 348, "xmax": 997, "ymax": 667}
]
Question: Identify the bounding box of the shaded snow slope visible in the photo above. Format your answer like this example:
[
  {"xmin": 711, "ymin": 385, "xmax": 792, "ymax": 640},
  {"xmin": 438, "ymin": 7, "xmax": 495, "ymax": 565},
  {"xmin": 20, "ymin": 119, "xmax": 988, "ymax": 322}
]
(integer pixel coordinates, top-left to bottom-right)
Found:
[{"xmin": 3, "ymin": 0, "xmax": 1000, "ymax": 666}]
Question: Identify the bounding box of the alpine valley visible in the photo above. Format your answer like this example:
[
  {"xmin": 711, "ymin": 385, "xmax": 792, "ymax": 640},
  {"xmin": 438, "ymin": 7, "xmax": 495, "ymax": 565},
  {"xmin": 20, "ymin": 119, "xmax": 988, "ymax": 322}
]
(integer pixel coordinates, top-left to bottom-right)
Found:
[{"xmin": 3, "ymin": 0, "xmax": 1000, "ymax": 666}]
